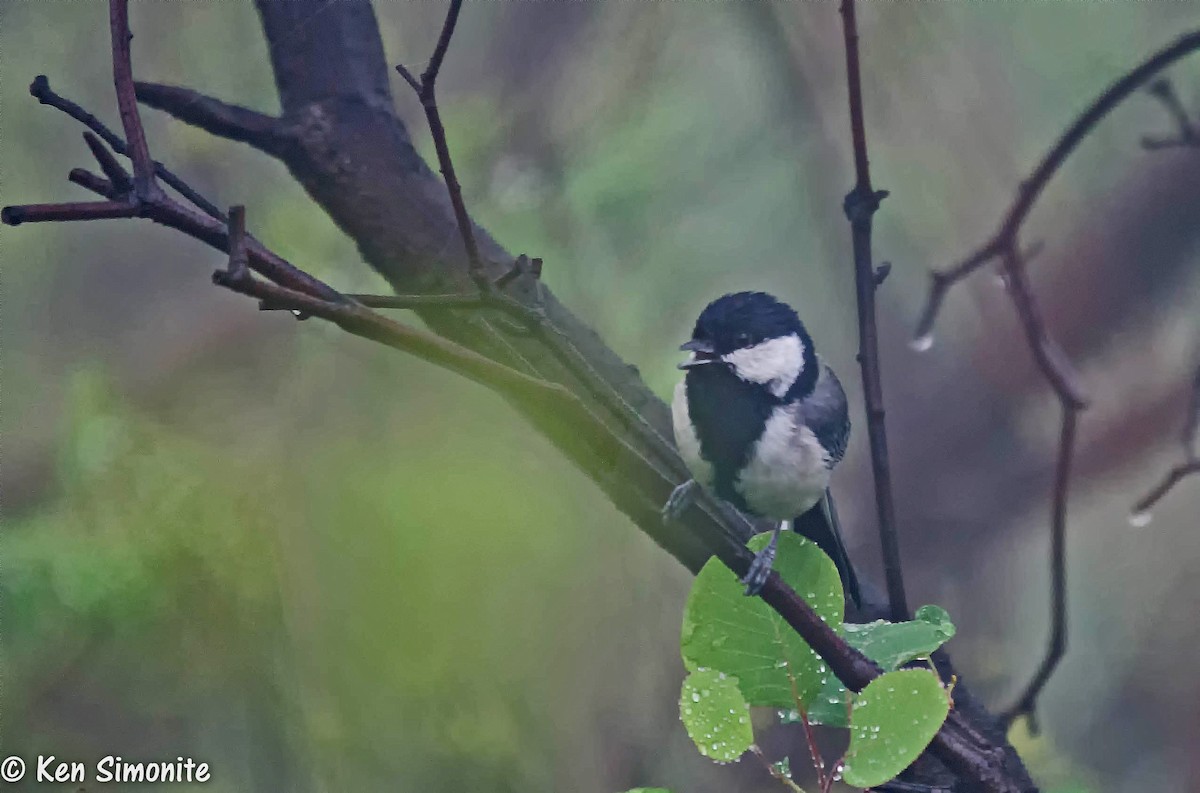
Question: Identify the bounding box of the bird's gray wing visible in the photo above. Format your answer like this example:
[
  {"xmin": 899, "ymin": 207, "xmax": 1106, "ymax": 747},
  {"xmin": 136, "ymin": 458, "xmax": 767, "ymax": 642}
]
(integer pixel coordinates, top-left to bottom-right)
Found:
[{"xmin": 799, "ymin": 363, "xmax": 850, "ymax": 467}]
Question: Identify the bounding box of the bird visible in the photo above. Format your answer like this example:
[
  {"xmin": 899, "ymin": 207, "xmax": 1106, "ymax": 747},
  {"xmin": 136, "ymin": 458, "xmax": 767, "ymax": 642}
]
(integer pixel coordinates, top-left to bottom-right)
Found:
[{"xmin": 664, "ymin": 291, "xmax": 860, "ymax": 604}]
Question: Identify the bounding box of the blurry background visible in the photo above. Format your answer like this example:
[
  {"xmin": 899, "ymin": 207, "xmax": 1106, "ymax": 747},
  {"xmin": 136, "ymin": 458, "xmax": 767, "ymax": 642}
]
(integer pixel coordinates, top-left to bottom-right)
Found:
[{"xmin": 3, "ymin": 2, "xmax": 1199, "ymax": 792}]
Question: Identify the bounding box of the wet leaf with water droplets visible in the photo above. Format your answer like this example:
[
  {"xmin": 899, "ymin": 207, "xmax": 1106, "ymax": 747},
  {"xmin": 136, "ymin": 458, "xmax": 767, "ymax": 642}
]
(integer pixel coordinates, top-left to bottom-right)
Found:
[
  {"xmin": 681, "ymin": 533, "xmax": 844, "ymax": 708},
  {"xmin": 679, "ymin": 669, "xmax": 754, "ymax": 763},
  {"xmin": 805, "ymin": 673, "xmax": 853, "ymax": 727},
  {"xmin": 842, "ymin": 605, "xmax": 956, "ymax": 671},
  {"xmin": 841, "ymin": 669, "xmax": 950, "ymax": 789}
]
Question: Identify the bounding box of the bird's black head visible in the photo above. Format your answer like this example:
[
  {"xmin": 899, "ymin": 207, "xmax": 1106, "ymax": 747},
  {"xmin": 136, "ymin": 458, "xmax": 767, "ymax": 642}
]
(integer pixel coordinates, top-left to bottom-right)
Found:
[{"xmin": 680, "ymin": 291, "xmax": 819, "ymax": 399}]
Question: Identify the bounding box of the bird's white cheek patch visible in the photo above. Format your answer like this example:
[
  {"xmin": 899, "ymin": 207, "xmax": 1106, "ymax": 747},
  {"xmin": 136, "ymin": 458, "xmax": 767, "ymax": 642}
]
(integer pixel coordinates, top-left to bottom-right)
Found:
[
  {"xmin": 723, "ymin": 334, "xmax": 805, "ymax": 398},
  {"xmin": 672, "ymin": 380, "xmax": 714, "ymax": 489}
]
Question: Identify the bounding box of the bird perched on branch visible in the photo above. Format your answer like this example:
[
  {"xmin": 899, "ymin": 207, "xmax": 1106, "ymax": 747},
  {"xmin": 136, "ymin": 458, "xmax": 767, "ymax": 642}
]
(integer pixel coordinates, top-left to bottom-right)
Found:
[{"xmin": 665, "ymin": 291, "xmax": 860, "ymax": 604}]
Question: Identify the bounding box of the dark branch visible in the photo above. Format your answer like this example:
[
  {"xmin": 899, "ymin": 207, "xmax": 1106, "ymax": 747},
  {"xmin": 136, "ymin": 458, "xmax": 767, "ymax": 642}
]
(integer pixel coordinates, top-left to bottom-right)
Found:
[
  {"xmin": 1141, "ymin": 78, "xmax": 1200, "ymax": 150},
  {"xmin": 29, "ymin": 75, "xmax": 224, "ymax": 219},
  {"xmin": 82, "ymin": 131, "xmax": 132, "ymax": 195},
  {"xmin": 915, "ymin": 29, "xmax": 1200, "ymax": 335},
  {"xmin": 2, "ymin": 200, "xmax": 139, "ymax": 225},
  {"xmin": 395, "ymin": 0, "xmax": 488, "ymax": 292},
  {"xmin": 67, "ymin": 168, "xmax": 117, "ymax": 199},
  {"xmin": 109, "ymin": 0, "xmax": 157, "ymax": 199},
  {"xmin": 1000, "ymin": 407, "xmax": 1076, "ymax": 729},
  {"xmin": 838, "ymin": 0, "xmax": 909, "ymax": 622},
  {"xmin": 135, "ymin": 81, "xmax": 287, "ymax": 156},
  {"xmin": 912, "ymin": 27, "xmax": 1200, "ymax": 726},
  {"xmin": 225, "ymin": 205, "xmax": 250, "ymax": 281},
  {"xmin": 1132, "ymin": 364, "xmax": 1200, "ymax": 517}
]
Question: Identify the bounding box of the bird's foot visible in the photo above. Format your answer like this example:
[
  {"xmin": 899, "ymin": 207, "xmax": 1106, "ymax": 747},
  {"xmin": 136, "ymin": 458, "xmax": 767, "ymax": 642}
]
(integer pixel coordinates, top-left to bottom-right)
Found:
[
  {"xmin": 662, "ymin": 479, "xmax": 698, "ymax": 523},
  {"xmin": 741, "ymin": 524, "xmax": 783, "ymax": 596}
]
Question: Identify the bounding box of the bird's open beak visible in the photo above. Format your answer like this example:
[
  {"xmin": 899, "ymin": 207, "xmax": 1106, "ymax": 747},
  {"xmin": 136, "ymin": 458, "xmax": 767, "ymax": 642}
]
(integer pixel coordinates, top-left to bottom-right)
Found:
[{"xmin": 678, "ymin": 339, "xmax": 717, "ymax": 369}]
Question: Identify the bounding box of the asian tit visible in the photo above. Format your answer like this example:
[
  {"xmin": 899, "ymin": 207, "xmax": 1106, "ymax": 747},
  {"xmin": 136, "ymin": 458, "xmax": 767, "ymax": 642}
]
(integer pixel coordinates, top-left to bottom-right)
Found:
[{"xmin": 666, "ymin": 291, "xmax": 860, "ymax": 603}]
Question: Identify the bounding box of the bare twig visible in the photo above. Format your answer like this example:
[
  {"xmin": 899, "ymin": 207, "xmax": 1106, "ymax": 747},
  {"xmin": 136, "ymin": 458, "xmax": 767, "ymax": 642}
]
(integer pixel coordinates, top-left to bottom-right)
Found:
[
  {"xmin": 110, "ymin": 1, "xmax": 154, "ymax": 196},
  {"xmin": 30, "ymin": 75, "xmax": 223, "ymax": 219},
  {"xmin": 67, "ymin": 168, "xmax": 117, "ymax": 199},
  {"xmin": 395, "ymin": 0, "xmax": 488, "ymax": 292},
  {"xmin": 82, "ymin": 132, "xmax": 132, "ymax": 195},
  {"xmin": 914, "ymin": 29, "xmax": 1200, "ymax": 340},
  {"xmin": 838, "ymin": 0, "xmax": 909, "ymax": 621},
  {"xmin": 1141, "ymin": 79, "xmax": 1200, "ymax": 150},
  {"xmin": 225, "ymin": 205, "xmax": 250, "ymax": 282},
  {"xmin": 798, "ymin": 708, "xmax": 827, "ymax": 791},
  {"xmin": 1000, "ymin": 407, "xmax": 1076, "ymax": 731},
  {"xmin": 912, "ymin": 28, "xmax": 1200, "ymax": 728},
  {"xmin": 1132, "ymin": 364, "xmax": 1200, "ymax": 517}
]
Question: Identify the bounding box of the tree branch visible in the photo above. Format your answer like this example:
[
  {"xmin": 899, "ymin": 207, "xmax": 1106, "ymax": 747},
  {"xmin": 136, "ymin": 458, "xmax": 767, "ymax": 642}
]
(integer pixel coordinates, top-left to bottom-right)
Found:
[
  {"xmin": 838, "ymin": 0, "xmax": 908, "ymax": 622},
  {"xmin": 914, "ymin": 29, "xmax": 1200, "ymax": 340},
  {"xmin": 1132, "ymin": 364, "xmax": 1200, "ymax": 518},
  {"xmin": 134, "ymin": 81, "xmax": 288, "ymax": 156},
  {"xmin": 999, "ymin": 408, "xmax": 1076, "ymax": 730},
  {"xmin": 110, "ymin": 0, "xmax": 156, "ymax": 199},
  {"xmin": 913, "ymin": 27, "xmax": 1200, "ymax": 727},
  {"xmin": 1141, "ymin": 78, "xmax": 1200, "ymax": 150},
  {"xmin": 394, "ymin": 0, "xmax": 488, "ymax": 292},
  {"xmin": 29, "ymin": 75, "xmax": 224, "ymax": 219}
]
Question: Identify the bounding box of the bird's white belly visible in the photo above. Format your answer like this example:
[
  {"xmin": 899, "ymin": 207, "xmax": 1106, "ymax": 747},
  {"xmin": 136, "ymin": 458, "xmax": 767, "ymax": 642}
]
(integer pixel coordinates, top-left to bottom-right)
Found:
[{"xmin": 736, "ymin": 407, "xmax": 830, "ymax": 520}]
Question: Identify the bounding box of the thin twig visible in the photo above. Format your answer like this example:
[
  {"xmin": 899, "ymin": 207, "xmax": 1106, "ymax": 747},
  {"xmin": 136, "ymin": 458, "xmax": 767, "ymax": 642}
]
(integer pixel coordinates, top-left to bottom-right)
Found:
[
  {"xmin": 797, "ymin": 708, "xmax": 827, "ymax": 791},
  {"xmin": 226, "ymin": 205, "xmax": 249, "ymax": 281},
  {"xmin": 1132, "ymin": 364, "xmax": 1200, "ymax": 516},
  {"xmin": 1000, "ymin": 407, "xmax": 1077, "ymax": 730},
  {"xmin": 395, "ymin": 0, "xmax": 488, "ymax": 292},
  {"xmin": 67, "ymin": 168, "xmax": 117, "ymax": 199},
  {"xmin": 1141, "ymin": 79, "xmax": 1200, "ymax": 150},
  {"xmin": 30, "ymin": 75, "xmax": 224, "ymax": 219},
  {"xmin": 838, "ymin": 0, "xmax": 909, "ymax": 621},
  {"xmin": 391, "ymin": 2, "xmax": 698, "ymax": 481},
  {"xmin": 82, "ymin": 131, "xmax": 132, "ymax": 195},
  {"xmin": 785, "ymin": 666, "xmax": 828, "ymax": 790},
  {"xmin": 914, "ymin": 29, "xmax": 1200, "ymax": 338},
  {"xmin": 109, "ymin": 0, "xmax": 157, "ymax": 199},
  {"xmin": 912, "ymin": 27, "xmax": 1200, "ymax": 726}
]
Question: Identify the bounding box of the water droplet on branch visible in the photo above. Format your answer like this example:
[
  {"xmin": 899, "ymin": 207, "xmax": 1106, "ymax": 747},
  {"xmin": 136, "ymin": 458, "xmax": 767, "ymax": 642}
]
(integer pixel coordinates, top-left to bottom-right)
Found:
[{"xmin": 1128, "ymin": 510, "xmax": 1153, "ymax": 528}]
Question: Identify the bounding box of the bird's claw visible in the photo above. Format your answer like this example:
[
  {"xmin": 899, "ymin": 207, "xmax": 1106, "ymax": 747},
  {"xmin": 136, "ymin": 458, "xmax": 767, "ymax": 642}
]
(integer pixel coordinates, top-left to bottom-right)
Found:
[
  {"xmin": 662, "ymin": 479, "xmax": 698, "ymax": 523},
  {"xmin": 741, "ymin": 543, "xmax": 777, "ymax": 596}
]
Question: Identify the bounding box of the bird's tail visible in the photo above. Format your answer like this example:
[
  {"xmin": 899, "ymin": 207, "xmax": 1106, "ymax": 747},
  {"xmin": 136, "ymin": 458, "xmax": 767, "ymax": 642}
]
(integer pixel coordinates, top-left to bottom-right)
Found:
[{"xmin": 793, "ymin": 490, "xmax": 861, "ymax": 607}]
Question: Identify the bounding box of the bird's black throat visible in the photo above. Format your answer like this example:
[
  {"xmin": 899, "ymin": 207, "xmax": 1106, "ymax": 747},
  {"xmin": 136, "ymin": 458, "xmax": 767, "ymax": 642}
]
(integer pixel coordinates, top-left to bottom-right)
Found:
[{"xmin": 685, "ymin": 364, "xmax": 777, "ymax": 515}]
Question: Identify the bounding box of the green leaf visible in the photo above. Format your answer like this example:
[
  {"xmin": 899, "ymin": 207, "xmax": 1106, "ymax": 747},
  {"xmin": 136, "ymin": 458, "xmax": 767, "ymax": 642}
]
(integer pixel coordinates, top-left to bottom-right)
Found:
[
  {"xmin": 842, "ymin": 605, "xmax": 956, "ymax": 671},
  {"xmin": 803, "ymin": 605, "xmax": 956, "ymax": 726},
  {"xmin": 798, "ymin": 673, "xmax": 853, "ymax": 728},
  {"xmin": 679, "ymin": 668, "xmax": 754, "ymax": 763},
  {"xmin": 681, "ymin": 532, "xmax": 844, "ymax": 708},
  {"xmin": 841, "ymin": 669, "xmax": 951, "ymax": 789}
]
